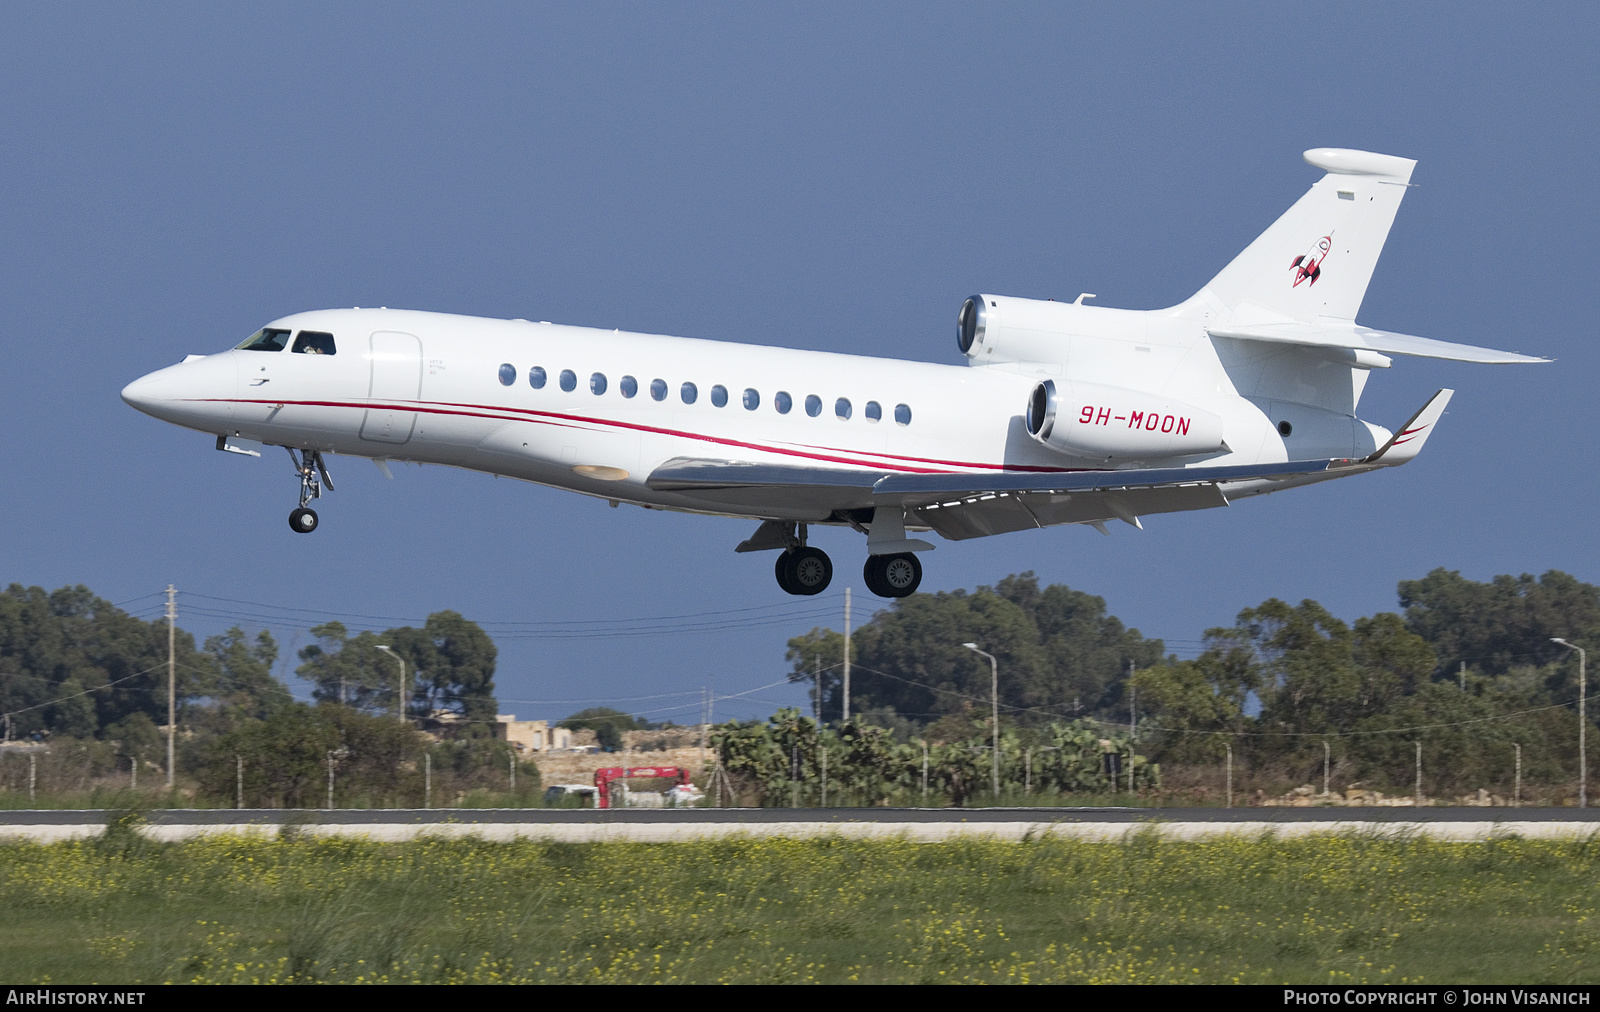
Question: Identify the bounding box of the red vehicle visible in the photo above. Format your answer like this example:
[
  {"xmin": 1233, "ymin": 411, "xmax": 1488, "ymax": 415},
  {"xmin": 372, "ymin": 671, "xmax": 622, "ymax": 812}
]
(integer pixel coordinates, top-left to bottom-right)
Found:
[{"xmin": 594, "ymin": 766, "xmax": 692, "ymax": 809}]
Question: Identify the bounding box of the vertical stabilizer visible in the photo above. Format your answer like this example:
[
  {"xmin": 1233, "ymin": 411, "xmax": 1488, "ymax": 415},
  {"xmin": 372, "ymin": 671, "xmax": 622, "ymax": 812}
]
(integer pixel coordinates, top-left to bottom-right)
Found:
[{"xmin": 1197, "ymin": 148, "xmax": 1416, "ymax": 325}]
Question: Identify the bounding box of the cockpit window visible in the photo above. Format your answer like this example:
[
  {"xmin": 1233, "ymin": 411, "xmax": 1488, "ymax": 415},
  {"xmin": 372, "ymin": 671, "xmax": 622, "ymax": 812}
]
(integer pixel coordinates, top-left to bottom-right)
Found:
[
  {"xmin": 291, "ymin": 331, "xmax": 336, "ymax": 355},
  {"xmin": 236, "ymin": 328, "xmax": 290, "ymax": 352}
]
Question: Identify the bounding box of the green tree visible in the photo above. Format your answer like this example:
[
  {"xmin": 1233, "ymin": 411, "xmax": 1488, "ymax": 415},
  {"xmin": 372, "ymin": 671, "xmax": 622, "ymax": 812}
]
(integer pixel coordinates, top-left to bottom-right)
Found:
[
  {"xmin": 785, "ymin": 626, "xmax": 851, "ymax": 721},
  {"xmin": 202, "ymin": 627, "xmax": 291, "ymax": 727},
  {"xmin": 1399, "ymin": 569, "xmax": 1600, "ymax": 675},
  {"xmin": 559, "ymin": 707, "xmax": 645, "ymax": 751},
  {"xmin": 298, "ymin": 622, "xmax": 395, "ymax": 713},
  {"xmin": 0, "ymin": 583, "xmax": 206, "ymax": 739},
  {"xmin": 297, "ymin": 612, "xmax": 499, "ymax": 729}
]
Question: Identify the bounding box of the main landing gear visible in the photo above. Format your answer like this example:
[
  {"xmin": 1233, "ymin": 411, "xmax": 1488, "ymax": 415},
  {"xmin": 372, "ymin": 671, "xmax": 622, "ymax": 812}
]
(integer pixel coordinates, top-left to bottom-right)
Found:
[
  {"xmin": 286, "ymin": 447, "xmax": 333, "ymax": 534},
  {"xmin": 744, "ymin": 520, "xmax": 924, "ymax": 598},
  {"xmin": 775, "ymin": 546, "xmax": 833, "ymax": 596},
  {"xmin": 863, "ymin": 552, "xmax": 922, "ymax": 599}
]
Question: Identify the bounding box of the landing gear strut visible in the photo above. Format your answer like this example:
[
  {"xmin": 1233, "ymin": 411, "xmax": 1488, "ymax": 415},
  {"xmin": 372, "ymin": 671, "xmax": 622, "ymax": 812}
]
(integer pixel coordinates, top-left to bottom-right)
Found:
[
  {"xmin": 864, "ymin": 552, "xmax": 922, "ymax": 598},
  {"xmin": 286, "ymin": 447, "xmax": 333, "ymax": 534}
]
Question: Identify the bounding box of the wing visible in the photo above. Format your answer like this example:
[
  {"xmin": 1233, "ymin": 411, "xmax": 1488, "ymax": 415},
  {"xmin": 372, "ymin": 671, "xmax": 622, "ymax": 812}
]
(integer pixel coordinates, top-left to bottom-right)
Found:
[{"xmin": 647, "ymin": 456, "xmax": 1350, "ymax": 541}]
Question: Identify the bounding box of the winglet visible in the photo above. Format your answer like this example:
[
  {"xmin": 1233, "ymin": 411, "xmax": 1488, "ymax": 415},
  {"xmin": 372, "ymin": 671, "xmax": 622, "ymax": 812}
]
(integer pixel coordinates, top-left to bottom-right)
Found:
[{"xmin": 1364, "ymin": 388, "xmax": 1453, "ymax": 465}]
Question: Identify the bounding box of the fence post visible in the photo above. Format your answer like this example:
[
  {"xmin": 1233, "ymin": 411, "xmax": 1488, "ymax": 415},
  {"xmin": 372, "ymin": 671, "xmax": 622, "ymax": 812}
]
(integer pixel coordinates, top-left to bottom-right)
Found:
[
  {"xmin": 1414, "ymin": 741, "xmax": 1423, "ymax": 807},
  {"xmin": 424, "ymin": 752, "xmax": 432, "ymax": 810},
  {"xmin": 1226, "ymin": 742, "xmax": 1233, "ymax": 809},
  {"xmin": 1514, "ymin": 743, "xmax": 1521, "ymax": 808},
  {"xmin": 820, "ymin": 744, "xmax": 827, "ymax": 808},
  {"xmin": 509, "ymin": 753, "xmax": 516, "ymax": 796},
  {"xmin": 1323, "ymin": 740, "xmax": 1330, "ymax": 800},
  {"xmin": 921, "ymin": 741, "xmax": 928, "ymax": 803},
  {"xmin": 28, "ymin": 751, "xmax": 36, "ymax": 804},
  {"xmin": 326, "ymin": 750, "xmax": 334, "ymax": 810},
  {"xmin": 1024, "ymin": 748, "xmax": 1032, "ymax": 796}
]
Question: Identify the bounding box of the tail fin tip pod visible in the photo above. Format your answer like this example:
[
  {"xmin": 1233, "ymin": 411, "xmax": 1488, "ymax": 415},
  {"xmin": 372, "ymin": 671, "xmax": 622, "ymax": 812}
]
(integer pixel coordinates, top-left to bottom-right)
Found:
[{"xmin": 1195, "ymin": 147, "xmax": 1417, "ymax": 325}]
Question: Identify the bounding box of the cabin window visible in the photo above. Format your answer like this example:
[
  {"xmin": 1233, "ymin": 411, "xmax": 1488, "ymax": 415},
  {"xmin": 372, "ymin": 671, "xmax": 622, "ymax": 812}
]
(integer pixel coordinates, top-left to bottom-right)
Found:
[
  {"xmin": 650, "ymin": 378, "xmax": 667, "ymax": 401},
  {"xmin": 775, "ymin": 391, "xmax": 792, "ymax": 414},
  {"xmin": 529, "ymin": 366, "xmax": 547, "ymax": 389},
  {"xmin": 835, "ymin": 397, "xmax": 852, "ymax": 420},
  {"xmin": 710, "ymin": 384, "xmax": 728, "ymax": 407},
  {"xmin": 498, "ymin": 363, "xmax": 516, "ymax": 386},
  {"xmin": 620, "ymin": 375, "xmax": 638, "ymax": 398},
  {"xmin": 894, "ymin": 403, "xmax": 912, "ymax": 426},
  {"xmin": 291, "ymin": 331, "xmax": 336, "ymax": 355},
  {"xmin": 743, "ymin": 388, "xmax": 760, "ymax": 410},
  {"xmin": 236, "ymin": 328, "xmax": 291, "ymax": 352},
  {"xmin": 865, "ymin": 400, "xmax": 882, "ymax": 422},
  {"xmin": 681, "ymin": 381, "xmax": 698, "ymax": 404},
  {"xmin": 805, "ymin": 395, "xmax": 822, "ymax": 417},
  {"xmin": 559, "ymin": 369, "xmax": 577, "ymax": 392},
  {"xmin": 590, "ymin": 372, "xmax": 607, "ymax": 395}
]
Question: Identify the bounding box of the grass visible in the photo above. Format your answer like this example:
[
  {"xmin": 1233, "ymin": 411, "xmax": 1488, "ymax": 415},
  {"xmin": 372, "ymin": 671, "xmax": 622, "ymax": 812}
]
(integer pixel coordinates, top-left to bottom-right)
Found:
[{"xmin": 3, "ymin": 828, "xmax": 1600, "ymax": 983}]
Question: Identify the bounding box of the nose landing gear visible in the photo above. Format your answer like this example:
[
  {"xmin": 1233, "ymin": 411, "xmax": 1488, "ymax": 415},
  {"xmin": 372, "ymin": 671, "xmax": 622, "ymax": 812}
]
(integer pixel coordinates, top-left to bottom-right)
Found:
[{"xmin": 286, "ymin": 447, "xmax": 333, "ymax": 534}]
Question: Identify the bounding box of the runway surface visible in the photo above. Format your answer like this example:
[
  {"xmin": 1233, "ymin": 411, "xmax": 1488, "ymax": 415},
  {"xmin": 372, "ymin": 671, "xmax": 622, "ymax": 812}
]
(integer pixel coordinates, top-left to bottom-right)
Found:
[{"xmin": 2, "ymin": 807, "xmax": 1597, "ymax": 842}]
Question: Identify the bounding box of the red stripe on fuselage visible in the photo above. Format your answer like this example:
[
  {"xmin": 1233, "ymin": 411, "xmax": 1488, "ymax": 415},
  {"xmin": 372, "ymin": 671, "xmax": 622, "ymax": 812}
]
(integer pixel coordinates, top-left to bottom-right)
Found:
[{"xmin": 204, "ymin": 396, "xmax": 1091, "ymax": 475}]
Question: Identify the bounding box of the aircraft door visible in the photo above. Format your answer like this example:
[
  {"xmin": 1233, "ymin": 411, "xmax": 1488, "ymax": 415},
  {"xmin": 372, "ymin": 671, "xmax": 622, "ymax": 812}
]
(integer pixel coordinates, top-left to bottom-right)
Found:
[{"xmin": 360, "ymin": 331, "xmax": 422, "ymax": 444}]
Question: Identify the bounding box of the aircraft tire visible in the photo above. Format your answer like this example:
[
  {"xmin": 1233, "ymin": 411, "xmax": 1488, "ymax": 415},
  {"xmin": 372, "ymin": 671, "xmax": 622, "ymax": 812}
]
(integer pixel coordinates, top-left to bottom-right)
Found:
[
  {"xmin": 288, "ymin": 507, "xmax": 319, "ymax": 534},
  {"xmin": 787, "ymin": 547, "xmax": 833, "ymax": 596},
  {"xmin": 880, "ymin": 552, "xmax": 922, "ymax": 598},
  {"xmin": 774, "ymin": 551, "xmax": 800, "ymax": 595},
  {"xmin": 863, "ymin": 555, "xmax": 891, "ymax": 597}
]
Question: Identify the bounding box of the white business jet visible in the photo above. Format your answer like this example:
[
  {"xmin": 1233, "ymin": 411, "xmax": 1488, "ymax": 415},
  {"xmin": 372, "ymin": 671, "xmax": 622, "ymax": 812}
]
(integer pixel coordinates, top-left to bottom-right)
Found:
[{"xmin": 123, "ymin": 148, "xmax": 1543, "ymax": 599}]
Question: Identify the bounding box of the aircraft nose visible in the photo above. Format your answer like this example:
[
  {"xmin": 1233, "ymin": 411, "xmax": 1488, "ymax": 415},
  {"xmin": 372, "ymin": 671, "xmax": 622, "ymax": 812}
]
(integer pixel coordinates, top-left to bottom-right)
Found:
[
  {"xmin": 120, "ymin": 372, "xmax": 164, "ymax": 413},
  {"xmin": 121, "ymin": 354, "xmax": 236, "ymax": 427}
]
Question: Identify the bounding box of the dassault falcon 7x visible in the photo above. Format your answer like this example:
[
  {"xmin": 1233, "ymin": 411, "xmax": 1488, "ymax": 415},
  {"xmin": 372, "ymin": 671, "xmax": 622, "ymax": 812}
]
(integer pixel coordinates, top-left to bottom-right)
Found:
[{"xmin": 123, "ymin": 148, "xmax": 1544, "ymax": 599}]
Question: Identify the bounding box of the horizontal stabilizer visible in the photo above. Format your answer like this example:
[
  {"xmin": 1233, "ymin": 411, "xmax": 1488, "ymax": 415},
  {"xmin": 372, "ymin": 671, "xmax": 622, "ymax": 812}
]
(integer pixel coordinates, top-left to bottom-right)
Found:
[
  {"xmin": 1365, "ymin": 388, "xmax": 1453, "ymax": 465},
  {"xmin": 1207, "ymin": 321, "xmax": 1547, "ymax": 364}
]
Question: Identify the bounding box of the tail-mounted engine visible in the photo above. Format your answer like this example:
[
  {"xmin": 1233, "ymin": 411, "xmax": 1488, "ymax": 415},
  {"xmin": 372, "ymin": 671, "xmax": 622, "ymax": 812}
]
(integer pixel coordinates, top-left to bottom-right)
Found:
[
  {"xmin": 958, "ymin": 293, "xmax": 1144, "ymax": 364},
  {"xmin": 1026, "ymin": 379, "xmax": 1227, "ymax": 461}
]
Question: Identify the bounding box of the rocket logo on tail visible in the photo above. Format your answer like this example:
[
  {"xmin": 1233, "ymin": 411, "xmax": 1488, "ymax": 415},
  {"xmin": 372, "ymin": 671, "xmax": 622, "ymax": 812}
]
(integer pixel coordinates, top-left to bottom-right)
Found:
[{"xmin": 1291, "ymin": 234, "xmax": 1332, "ymax": 287}]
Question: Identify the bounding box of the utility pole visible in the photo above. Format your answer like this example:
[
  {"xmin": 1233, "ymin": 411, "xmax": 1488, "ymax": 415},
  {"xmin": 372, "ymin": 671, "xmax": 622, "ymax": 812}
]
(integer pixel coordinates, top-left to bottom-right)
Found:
[
  {"xmin": 1553, "ymin": 639, "xmax": 1586, "ymax": 808},
  {"xmin": 813, "ymin": 657, "xmax": 820, "ymax": 722},
  {"xmin": 842, "ymin": 588, "xmax": 852, "ymax": 724},
  {"xmin": 1459, "ymin": 660, "xmax": 1467, "ymax": 692},
  {"xmin": 235, "ymin": 754, "xmax": 243, "ymax": 810},
  {"xmin": 166, "ymin": 585, "xmax": 176, "ymax": 790}
]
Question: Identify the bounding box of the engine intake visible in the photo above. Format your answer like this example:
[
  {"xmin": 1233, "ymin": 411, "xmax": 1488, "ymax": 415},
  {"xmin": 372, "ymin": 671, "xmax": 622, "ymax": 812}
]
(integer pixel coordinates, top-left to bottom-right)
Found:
[{"xmin": 1026, "ymin": 379, "xmax": 1227, "ymax": 460}]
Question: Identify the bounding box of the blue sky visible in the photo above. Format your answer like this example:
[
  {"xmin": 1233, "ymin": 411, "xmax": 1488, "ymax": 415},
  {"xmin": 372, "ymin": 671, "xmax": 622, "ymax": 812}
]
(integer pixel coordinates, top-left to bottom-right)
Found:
[{"xmin": 1, "ymin": 3, "xmax": 1592, "ymax": 724}]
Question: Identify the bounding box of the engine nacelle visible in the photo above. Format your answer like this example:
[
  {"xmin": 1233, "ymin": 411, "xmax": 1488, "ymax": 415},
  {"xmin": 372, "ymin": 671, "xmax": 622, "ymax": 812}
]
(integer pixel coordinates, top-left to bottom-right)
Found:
[
  {"xmin": 958, "ymin": 293, "xmax": 1146, "ymax": 363},
  {"xmin": 1026, "ymin": 379, "xmax": 1227, "ymax": 460}
]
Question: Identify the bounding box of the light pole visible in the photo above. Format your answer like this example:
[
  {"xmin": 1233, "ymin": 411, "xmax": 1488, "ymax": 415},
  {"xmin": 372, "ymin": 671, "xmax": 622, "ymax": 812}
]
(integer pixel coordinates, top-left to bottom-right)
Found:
[
  {"xmin": 1553, "ymin": 638, "xmax": 1587, "ymax": 808},
  {"xmin": 963, "ymin": 643, "xmax": 1000, "ymax": 797},
  {"xmin": 375, "ymin": 645, "xmax": 407, "ymax": 723}
]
